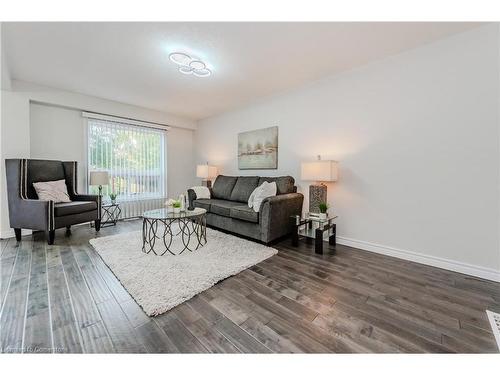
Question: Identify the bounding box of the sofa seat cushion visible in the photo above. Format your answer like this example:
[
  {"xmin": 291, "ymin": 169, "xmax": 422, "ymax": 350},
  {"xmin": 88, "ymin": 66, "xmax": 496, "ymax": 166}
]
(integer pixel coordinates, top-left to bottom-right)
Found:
[
  {"xmin": 230, "ymin": 176, "xmax": 260, "ymax": 203},
  {"xmin": 193, "ymin": 199, "xmax": 211, "ymax": 211},
  {"xmin": 230, "ymin": 205, "xmax": 259, "ymax": 223},
  {"xmin": 209, "ymin": 200, "xmax": 242, "ymax": 217},
  {"xmin": 212, "ymin": 175, "xmax": 238, "ymax": 200},
  {"xmin": 54, "ymin": 201, "xmax": 97, "ymax": 217}
]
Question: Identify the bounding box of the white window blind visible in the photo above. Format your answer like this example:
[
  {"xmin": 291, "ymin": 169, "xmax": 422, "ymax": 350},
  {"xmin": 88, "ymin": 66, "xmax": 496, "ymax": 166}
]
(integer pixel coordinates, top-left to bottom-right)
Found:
[{"xmin": 87, "ymin": 118, "xmax": 167, "ymax": 202}]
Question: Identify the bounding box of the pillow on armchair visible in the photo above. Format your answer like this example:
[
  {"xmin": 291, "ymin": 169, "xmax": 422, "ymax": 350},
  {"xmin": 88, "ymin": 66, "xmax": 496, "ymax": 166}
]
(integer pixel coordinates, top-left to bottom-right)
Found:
[{"xmin": 33, "ymin": 179, "xmax": 71, "ymax": 203}]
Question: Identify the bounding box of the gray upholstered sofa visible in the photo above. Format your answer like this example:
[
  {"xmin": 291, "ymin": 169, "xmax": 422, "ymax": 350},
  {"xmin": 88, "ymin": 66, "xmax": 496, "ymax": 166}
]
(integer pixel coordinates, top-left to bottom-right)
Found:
[
  {"xmin": 5, "ymin": 159, "xmax": 101, "ymax": 245},
  {"xmin": 187, "ymin": 175, "xmax": 303, "ymax": 244}
]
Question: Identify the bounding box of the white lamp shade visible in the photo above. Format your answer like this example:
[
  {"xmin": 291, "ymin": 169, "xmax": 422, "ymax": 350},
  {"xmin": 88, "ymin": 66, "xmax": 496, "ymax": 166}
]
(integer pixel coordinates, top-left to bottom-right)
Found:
[
  {"xmin": 301, "ymin": 160, "xmax": 338, "ymax": 182},
  {"xmin": 89, "ymin": 171, "xmax": 109, "ymax": 186},
  {"xmin": 196, "ymin": 164, "xmax": 218, "ymax": 179}
]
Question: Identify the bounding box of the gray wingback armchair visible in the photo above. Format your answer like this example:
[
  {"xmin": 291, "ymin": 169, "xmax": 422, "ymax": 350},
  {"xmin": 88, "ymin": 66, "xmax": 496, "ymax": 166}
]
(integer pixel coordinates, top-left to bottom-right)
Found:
[{"xmin": 5, "ymin": 159, "xmax": 101, "ymax": 245}]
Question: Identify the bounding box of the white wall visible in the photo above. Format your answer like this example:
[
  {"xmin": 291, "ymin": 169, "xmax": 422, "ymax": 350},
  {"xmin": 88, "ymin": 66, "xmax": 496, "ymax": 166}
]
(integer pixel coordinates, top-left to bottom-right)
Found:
[
  {"xmin": 1, "ymin": 81, "xmax": 197, "ymax": 238},
  {"xmin": 1, "ymin": 24, "xmax": 11, "ymax": 91},
  {"xmin": 0, "ymin": 91, "xmax": 30, "ymax": 237},
  {"xmin": 196, "ymin": 25, "xmax": 500, "ymax": 281},
  {"xmin": 30, "ymin": 103, "xmax": 87, "ymax": 191},
  {"xmin": 167, "ymin": 126, "xmax": 195, "ymax": 199},
  {"xmin": 29, "ymin": 102, "xmax": 195, "ymax": 198}
]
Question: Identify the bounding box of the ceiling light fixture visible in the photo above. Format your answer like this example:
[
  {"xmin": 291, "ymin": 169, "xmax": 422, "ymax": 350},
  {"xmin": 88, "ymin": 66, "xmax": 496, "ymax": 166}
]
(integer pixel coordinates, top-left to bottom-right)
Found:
[
  {"xmin": 179, "ymin": 65, "xmax": 194, "ymax": 75},
  {"xmin": 169, "ymin": 52, "xmax": 191, "ymax": 66},
  {"xmin": 168, "ymin": 52, "xmax": 212, "ymax": 78},
  {"xmin": 189, "ymin": 60, "xmax": 205, "ymax": 70}
]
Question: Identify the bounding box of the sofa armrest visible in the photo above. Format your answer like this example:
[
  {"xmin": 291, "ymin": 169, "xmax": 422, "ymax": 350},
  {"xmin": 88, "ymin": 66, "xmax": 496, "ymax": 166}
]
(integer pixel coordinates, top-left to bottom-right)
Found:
[
  {"xmin": 260, "ymin": 193, "xmax": 304, "ymax": 243},
  {"xmin": 187, "ymin": 187, "xmax": 213, "ymax": 210},
  {"xmin": 187, "ymin": 189, "xmax": 197, "ymax": 210},
  {"xmin": 9, "ymin": 198, "xmax": 52, "ymax": 231}
]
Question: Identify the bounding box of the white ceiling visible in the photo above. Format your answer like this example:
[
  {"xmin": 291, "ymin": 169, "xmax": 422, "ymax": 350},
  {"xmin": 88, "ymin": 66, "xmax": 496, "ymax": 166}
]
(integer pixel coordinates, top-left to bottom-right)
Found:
[{"xmin": 2, "ymin": 22, "xmax": 483, "ymax": 120}]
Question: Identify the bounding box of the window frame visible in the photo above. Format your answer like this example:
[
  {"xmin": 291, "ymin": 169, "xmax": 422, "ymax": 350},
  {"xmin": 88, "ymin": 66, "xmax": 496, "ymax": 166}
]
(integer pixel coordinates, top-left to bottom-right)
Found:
[{"xmin": 85, "ymin": 115, "xmax": 168, "ymax": 202}]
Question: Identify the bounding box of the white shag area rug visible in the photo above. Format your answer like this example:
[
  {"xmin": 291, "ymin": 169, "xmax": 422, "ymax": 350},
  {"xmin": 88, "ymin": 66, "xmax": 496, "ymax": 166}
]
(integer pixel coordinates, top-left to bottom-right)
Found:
[{"xmin": 89, "ymin": 228, "xmax": 277, "ymax": 316}]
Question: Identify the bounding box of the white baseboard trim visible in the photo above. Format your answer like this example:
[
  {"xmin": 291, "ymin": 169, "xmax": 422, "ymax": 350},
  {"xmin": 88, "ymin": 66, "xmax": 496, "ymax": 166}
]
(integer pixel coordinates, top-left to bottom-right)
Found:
[
  {"xmin": 0, "ymin": 228, "xmax": 32, "ymax": 239},
  {"xmin": 336, "ymin": 236, "xmax": 500, "ymax": 283}
]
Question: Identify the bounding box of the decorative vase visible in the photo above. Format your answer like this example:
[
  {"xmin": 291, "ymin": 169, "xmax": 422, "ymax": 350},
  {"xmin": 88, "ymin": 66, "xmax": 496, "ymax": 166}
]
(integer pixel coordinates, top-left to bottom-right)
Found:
[
  {"xmin": 111, "ymin": 199, "xmax": 116, "ymax": 205},
  {"xmin": 173, "ymin": 207, "xmax": 181, "ymax": 214},
  {"xmin": 319, "ymin": 213, "xmax": 327, "ymax": 220}
]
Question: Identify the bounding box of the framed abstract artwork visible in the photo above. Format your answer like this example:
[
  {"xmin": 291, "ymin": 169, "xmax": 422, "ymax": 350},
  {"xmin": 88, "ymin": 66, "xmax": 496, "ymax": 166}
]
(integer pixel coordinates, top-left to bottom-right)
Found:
[{"xmin": 238, "ymin": 126, "xmax": 278, "ymax": 170}]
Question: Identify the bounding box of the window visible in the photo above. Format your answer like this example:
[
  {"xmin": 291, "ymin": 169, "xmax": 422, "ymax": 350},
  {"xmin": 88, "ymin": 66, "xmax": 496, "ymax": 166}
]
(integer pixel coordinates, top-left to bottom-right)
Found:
[{"xmin": 87, "ymin": 117, "xmax": 166, "ymax": 201}]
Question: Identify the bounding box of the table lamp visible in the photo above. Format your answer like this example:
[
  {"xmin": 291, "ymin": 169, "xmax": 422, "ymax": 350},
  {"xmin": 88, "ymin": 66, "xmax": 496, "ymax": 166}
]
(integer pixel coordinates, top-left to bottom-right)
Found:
[
  {"xmin": 196, "ymin": 163, "xmax": 218, "ymax": 188},
  {"xmin": 89, "ymin": 171, "xmax": 109, "ymax": 197},
  {"xmin": 301, "ymin": 156, "xmax": 338, "ymax": 213}
]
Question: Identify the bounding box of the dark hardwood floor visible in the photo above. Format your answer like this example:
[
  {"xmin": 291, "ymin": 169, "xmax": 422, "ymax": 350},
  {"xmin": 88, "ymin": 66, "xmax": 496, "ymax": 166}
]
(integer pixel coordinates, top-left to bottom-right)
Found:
[{"xmin": 1, "ymin": 220, "xmax": 499, "ymax": 353}]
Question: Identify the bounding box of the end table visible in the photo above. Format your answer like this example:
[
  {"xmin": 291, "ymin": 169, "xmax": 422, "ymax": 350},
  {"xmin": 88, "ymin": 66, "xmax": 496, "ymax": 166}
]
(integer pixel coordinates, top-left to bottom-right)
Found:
[
  {"xmin": 290, "ymin": 214, "xmax": 337, "ymax": 254},
  {"xmin": 100, "ymin": 202, "xmax": 121, "ymax": 227}
]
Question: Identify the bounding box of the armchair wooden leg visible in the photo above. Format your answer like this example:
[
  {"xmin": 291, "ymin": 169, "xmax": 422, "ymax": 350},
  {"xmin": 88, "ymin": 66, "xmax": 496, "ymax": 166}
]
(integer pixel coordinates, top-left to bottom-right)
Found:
[
  {"xmin": 46, "ymin": 230, "xmax": 55, "ymax": 245},
  {"xmin": 14, "ymin": 228, "xmax": 21, "ymax": 242},
  {"xmin": 95, "ymin": 219, "xmax": 101, "ymax": 232},
  {"xmin": 65, "ymin": 226, "xmax": 71, "ymax": 236}
]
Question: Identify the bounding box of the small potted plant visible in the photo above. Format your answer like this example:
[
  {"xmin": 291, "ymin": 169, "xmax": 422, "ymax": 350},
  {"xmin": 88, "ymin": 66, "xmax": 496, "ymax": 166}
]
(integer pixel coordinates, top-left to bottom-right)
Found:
[
  {"xmin": 172, "ymin": 200, "xmax": 182, "ymax": 214},
  {"xmin": 318, "ymin": 202, "xmax": 329, "ymax": 220},
  {"xmin": 109, "ymin": 177, "xmax": 119, "ymax": 205},
  {"xmin": 165, "ymin": 198, "xmax": 175, "ymax": 212}
]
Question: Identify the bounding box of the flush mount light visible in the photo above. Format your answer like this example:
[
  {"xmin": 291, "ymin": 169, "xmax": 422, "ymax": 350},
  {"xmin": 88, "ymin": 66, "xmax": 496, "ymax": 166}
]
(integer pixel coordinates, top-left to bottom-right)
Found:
[
  {"xmin": 169, "ymin": 51, "xmax": 212, "ymax": 78},
  {"xmin": 189, "ymin": 60, "xmax": 206, "ymax": 70},
  {"xmin": 169, "ymin": 52, "xmax": 191, "ymax": 66},
  {"xmin": 179, "ymin": 65, "xmax": 194, "ymax": 75},
  {"xmin": 193, "ymin": 68, "xmax": 211, "ymax": 77}
]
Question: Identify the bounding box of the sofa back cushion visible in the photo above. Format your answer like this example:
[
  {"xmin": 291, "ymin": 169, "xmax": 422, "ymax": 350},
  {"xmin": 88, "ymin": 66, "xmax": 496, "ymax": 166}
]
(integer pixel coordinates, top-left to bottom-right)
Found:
[
  {"xmin": 212, "ymin": 175, "xmax": 238, "ymax": 200},
  {"xmin": 258, "ymin": 176, "xmax": 295, "ymax": 195},
  {"xmin": 26, "ymin": 159, "xmax": 66, "ymax": 199},
  {"xmin": 230, "ymin": 176, "xmax": 260, "ymax": 203}
]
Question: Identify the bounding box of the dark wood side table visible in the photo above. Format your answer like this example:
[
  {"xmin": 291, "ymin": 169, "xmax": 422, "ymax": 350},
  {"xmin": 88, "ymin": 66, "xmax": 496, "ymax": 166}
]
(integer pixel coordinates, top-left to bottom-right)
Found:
[{"xmin": 290, "ymin": 214, "xmax": 337, "ymax": 254}]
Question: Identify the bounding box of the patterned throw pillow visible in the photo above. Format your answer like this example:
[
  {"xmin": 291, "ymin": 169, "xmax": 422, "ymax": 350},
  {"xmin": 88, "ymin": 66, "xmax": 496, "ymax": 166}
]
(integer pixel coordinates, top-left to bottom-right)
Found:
[{"xmin": 32, "ymin": 179, "xmax": 71, "ymax": 203}]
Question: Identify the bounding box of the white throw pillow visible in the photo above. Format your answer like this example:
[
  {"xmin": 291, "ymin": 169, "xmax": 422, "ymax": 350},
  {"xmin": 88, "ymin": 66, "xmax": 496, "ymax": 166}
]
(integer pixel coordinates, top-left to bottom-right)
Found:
[
  {"xmin": 33, "ymin": 179, "xmax": 71, "ymax": 203},
  {"xmin": 248, "ymin": 184, "xmax": 260, "ymax": 208},
  {"xmin": 252, "ymin": 181, "xmax": 277, "ymax": 212},
  {"xmin": 190, "ymin": 186, "xmax": 210, "ymax": 199}
]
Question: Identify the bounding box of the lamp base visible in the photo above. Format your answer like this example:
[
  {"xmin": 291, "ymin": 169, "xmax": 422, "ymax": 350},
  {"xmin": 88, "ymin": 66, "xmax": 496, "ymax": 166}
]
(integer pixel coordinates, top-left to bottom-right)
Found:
[
  {"xmin": 201, "ymin": 179, "xmax": 212, "ymax": 188},
  {"xmin": 309, "ymin": 184, "xmax": 327, "ymax": 213}
]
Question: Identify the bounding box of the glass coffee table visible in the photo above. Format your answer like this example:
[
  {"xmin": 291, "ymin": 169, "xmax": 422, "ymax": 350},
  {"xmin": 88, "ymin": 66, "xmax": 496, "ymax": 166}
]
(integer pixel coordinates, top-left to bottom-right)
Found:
[
  {"xmin": 142, "ymin": 207, "xmax": 207, "ymax": 256},
  {"xmin": 290, "ymin": 214, "xmax": 338, "ymax": 254}
]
